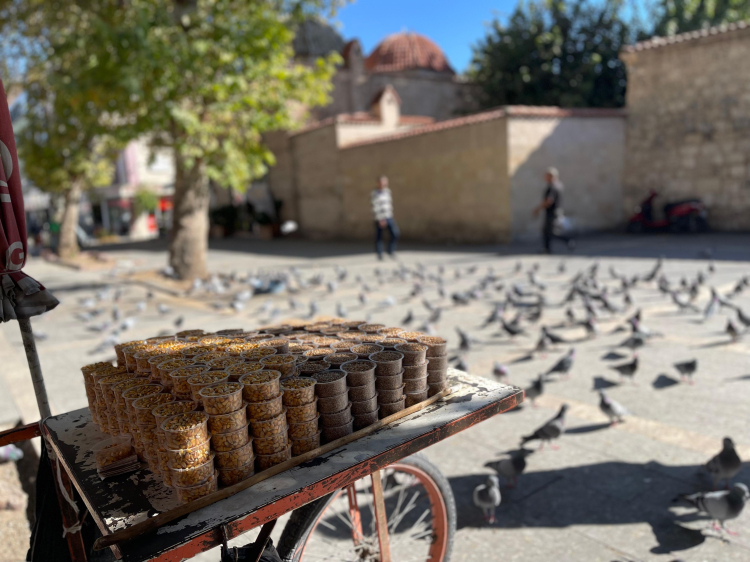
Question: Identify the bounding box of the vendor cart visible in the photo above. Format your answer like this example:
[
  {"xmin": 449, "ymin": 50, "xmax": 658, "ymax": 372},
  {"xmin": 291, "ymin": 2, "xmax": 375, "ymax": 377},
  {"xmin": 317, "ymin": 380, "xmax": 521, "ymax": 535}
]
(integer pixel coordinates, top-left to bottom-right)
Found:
[{"xmin": 0, "ymin": 370, "xmax": 522, "ymax": 562}]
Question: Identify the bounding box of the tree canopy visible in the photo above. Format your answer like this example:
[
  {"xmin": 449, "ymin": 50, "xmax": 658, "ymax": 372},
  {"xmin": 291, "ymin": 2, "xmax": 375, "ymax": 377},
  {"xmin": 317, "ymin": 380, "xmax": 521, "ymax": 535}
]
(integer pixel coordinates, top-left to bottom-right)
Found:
[
  {"xmin": 469, "ymin": 0, "xmax": 631, "ymax": 109},
  {"xmin": 648, "ymin": 0, "xmax": 750, "ymax": 37}
]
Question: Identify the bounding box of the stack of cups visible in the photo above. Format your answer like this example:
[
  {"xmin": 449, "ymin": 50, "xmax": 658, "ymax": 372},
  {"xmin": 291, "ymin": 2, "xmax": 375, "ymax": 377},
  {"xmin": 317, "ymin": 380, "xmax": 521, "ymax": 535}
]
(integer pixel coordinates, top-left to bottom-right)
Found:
[
  {"xmin": 122, "ymin": 384, "xmax": 163, "ymax": 459},
  {"xmin": 200, "ymin": 381, "xmax": 253, "ymax": 486},
  {"xmin": 313, "ymin": 371, "xmax": 350, "ymax": 442},
  {"xmin": 370, "ymin": 351, "xmax": 405, "ymax": 418},
  {"xmin": 131, "ymin": 392, "xmax": 175, "ymax": 477},
  {"xmin": 418, "ymin": 336, "xmax": 449, "ymax": 396},
  {"xmin": 395, "ymin": 343, "xmax": 429, "ymax": 406},
  {"xmin": 153, "ymin": 400, "xmax": 199, "ymax": 487},
  {"xmin": 342, "ymin": 360, "xmax": 379, "ymax": 429},
  {"xmin": 279, "ymin": 377, "xmax": 319, "ymax": 452},
  {"xmin": 243, "ymin": 371, "xmax": 290, "ymax": 471},
  {"xmin": 161, "ymin": 411, "xmax": 215, "ymax": 504}
]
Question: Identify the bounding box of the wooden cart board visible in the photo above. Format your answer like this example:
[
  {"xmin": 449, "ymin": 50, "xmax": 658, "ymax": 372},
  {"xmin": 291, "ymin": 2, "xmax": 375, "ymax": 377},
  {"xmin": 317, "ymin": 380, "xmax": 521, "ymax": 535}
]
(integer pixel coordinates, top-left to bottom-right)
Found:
[{"xmin": 43, "ymin": 370, "xmax": 522, "ymax": 562}]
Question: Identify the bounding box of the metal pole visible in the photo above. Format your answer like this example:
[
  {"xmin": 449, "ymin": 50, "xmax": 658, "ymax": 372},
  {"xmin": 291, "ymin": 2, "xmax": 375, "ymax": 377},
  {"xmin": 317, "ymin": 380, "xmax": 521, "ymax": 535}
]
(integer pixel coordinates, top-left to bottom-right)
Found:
[{"xmin": 17, "ymin": 317, "xmax": 52, "ymax": 419}]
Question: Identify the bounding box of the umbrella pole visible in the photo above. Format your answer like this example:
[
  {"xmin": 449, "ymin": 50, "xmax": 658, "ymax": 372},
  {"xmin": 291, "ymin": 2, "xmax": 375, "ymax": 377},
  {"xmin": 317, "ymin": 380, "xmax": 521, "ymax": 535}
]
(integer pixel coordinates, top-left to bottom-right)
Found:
[{"xmin": 17, "ymin": 318, "xmax": 52, "ymax": 419}]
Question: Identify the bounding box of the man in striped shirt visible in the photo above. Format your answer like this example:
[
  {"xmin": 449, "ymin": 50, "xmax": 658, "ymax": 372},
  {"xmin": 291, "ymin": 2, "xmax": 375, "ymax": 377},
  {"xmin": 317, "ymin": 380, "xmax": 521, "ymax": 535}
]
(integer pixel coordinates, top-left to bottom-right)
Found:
[{"xmin": 371, "ymin": 176, "xmax": 399, "ymax": 260}]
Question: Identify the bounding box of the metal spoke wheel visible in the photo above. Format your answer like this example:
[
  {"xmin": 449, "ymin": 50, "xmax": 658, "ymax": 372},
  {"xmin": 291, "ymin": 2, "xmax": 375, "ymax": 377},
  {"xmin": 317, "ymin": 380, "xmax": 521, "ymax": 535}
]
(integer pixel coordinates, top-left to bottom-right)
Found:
[{"xmin": 277, "ymin": 454, "xmax": 456, "ymax": 562}]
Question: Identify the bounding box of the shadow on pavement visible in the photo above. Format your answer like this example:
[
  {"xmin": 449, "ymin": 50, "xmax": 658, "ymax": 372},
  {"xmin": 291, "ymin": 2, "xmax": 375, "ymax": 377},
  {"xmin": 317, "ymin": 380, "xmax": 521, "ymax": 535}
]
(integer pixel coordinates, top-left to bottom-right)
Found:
[
  {"xmin": 565, "ymin": 422, "xmax": 612, "ymax": 434},
  {"xmin": 592, "ymin": 376, "xmax": 620, "ymax": 390},
  {"xmin": 652, "ymin": 374, "xmax": 681, "ymax": 389},
  {"xmin": 450, "ymin": 460, "xmax": 750, "ymax": 555}
]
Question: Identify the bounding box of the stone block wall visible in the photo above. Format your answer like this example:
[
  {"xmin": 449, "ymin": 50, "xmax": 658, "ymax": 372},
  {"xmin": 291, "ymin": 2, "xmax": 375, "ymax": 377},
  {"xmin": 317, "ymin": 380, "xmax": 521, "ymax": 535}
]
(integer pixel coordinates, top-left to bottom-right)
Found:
[
  {"xmin": 338, "ymin": 115, "xmax": 510, "ymax": 243},
  {"xmin": 622, "ymin": 27, "xmax": 750, "ymax": 229},
  {"xmin": 508, "ymin": 115, "xmax": 626, "ymax": 240}
]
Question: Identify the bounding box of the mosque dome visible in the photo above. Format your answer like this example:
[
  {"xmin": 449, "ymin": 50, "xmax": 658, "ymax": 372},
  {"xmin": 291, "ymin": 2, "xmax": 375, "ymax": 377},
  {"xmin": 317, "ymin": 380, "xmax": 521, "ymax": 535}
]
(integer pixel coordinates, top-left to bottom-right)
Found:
[{"xmin": 365, "ymin": 32, "xmax": 454, "ymax": 74}]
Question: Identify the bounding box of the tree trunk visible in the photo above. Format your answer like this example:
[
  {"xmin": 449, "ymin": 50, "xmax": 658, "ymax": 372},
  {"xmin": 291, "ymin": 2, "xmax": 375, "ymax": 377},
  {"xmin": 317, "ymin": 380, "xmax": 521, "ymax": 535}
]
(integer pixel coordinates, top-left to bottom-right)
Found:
[
  {"xmin": 58, "ymin": 181, "xmax": 82, "ymax": 259},
  {"xmin": 169, "ymin": 151, "xmax": 209, "ymax": 280}
]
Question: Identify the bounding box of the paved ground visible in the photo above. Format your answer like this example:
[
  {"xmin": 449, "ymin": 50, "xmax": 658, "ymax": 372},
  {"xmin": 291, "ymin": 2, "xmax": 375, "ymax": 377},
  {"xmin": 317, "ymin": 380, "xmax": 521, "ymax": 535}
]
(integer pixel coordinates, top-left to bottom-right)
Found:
[{"xmin": 1, "ymin": 232, "xmax": 749, "ymax": 561}]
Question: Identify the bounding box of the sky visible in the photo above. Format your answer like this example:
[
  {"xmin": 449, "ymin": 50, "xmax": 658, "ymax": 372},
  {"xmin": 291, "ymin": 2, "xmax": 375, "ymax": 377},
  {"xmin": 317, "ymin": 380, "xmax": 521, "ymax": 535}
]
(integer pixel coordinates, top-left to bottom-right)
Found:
[{"xmin": 334, "ymin": 0, "xmax": 519, "ymax": 73}]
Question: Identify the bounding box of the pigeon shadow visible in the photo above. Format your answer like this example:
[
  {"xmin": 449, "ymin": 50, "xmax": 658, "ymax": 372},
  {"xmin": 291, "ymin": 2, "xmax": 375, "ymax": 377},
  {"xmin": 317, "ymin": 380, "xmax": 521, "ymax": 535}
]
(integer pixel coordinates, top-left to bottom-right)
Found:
[
  {"xmin": 509, "ymin": 354, "xmax": 534, "ymax": 364},
  {"xmin": 601, "ymin": 351, "xmax": 628, "ymax": 361},
  {"xmin": 725, "ymin": 374, "xmax": 750, "ymax": 383},
  {"xmin": 592, "ymin": 376, "xmax": 620, "ymax": 390},
  {"xmin": 449, "ymin": 460, "xmax": 750, "ymax": 553},
  {"xmin": 565, "ymin": 422, "xmax": 612, "ymax": 434},
  {"xmin": 652, "ymin": 374, "xmax": 680, "ymax": 389}
]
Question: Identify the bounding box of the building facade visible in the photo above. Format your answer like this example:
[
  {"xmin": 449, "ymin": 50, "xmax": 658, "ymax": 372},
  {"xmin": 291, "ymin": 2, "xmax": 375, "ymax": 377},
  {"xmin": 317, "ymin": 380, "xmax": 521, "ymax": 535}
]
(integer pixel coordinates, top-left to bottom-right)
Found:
[{"xmin": 621, "ymin": 22, "xmax": 750, "ymax": 229}]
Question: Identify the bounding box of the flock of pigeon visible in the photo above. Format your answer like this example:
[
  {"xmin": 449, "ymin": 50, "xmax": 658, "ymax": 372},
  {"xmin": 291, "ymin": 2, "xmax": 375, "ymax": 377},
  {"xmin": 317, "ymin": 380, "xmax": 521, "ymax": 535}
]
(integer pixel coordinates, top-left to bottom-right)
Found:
[
  {"xmin": 469, "ymin": 257, "xmax": 749, "ymax": 538},
  {"xmin": 66, "ymin": 253, "xmax": 749, "ymax": 545}
]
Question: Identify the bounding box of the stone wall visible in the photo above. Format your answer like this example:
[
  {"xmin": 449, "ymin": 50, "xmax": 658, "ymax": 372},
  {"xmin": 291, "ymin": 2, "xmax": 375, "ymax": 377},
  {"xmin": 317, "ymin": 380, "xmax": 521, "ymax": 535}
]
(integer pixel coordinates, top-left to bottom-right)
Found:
[
  {"xmin": 622, "ymin": 27, "xmax": 750, "ymax": 229},
  {"xmin": 508, "ymin": 114, "xmax": 626, "ymax": 240},
  {"xmin": 338, "ymin": 115, "xmax": 510, "ymax": 243}
]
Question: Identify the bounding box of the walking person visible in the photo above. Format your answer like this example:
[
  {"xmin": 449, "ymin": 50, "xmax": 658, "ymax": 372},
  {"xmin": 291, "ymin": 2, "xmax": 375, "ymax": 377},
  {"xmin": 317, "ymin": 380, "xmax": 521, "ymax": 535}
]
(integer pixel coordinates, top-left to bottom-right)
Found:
[
  {"xmin": 532, "ymin": 167, "xmax": 575, "ymax": 254},
  {"xmin": 371, "ymin": 175, "xmax": 399, "ymax": 260}
]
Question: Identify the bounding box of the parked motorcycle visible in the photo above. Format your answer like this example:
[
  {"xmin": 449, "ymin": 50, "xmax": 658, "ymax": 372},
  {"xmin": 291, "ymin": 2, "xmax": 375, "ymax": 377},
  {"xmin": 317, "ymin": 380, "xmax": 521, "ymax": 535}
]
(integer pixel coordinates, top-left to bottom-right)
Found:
[{"xmin": 627, "ymin": 190, "xmax": 708, "ymax": 233}]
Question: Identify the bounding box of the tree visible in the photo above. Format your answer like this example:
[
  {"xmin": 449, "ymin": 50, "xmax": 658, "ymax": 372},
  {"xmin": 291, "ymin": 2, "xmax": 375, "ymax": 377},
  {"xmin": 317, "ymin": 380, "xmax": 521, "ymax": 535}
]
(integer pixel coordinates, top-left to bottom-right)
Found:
[
  {"xmin": 649, "ymin": 0, "xmax": 750, "ymax": 37},
  {"xmin": 469, "ymin": 0, "xmax": 631, "ymax": 109},
  {"xmin": 15, "ymin": 73, "xmax": 117, "ymax": 259},
  {"xmin": 1, "ymin": 0, "xmax": 340, "ymax": 278}
]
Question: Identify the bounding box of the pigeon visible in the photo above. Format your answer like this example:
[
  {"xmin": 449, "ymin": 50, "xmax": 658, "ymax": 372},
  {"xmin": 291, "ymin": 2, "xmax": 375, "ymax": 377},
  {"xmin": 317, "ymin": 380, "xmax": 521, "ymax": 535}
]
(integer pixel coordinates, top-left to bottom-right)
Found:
[
  {"xmin": 135, "ymin": 301, "xmax": 147, "ymax": 313},
  {"xmin": 542, "ymin": 326, "xmax": 566, "ymax": 345},
  {"xmin": 616, "ymin": 333, "xmax": 645, "ymax": 350},
  {"xmin": 641, "ymin": 257, "xmax": 662, "ymax": 282},
  {"xmin": 485, "ymin": 449, "xmax": 533, "ymax": 487},
  {"xmin": 737, "ymin": 308, "xmax": 750, "ymax": 329},
  {"xmin": 492, "ymin": 362, "xmax": 508, "ymax": 382},
  {"xmin": 456, "ymin": 327, "xmax": 472, "ymax": 352},
  {"xmin": 704, "ymin": 290, "xmax": 719, "ymax": 320},
  {"xmin": 336, "ymin": 302, "xmax": 347, "ymax": 318},
  {"xmin": 705, "ymin": 438, "xmax": 742, "ymax": 489},
  {"xmin": 358, "ymin": 292, "xmax": 368, "ymax": 306},
  {"xmin": 610, "ymin": 354, "xmax": 638, "ymax": 383},
  {"xmin": 473, "ymin": 475, "xmax": 502, "ymax": 524},
  {"xmin": 671, "ymin": 291, "xmax": 698, "ymax": 312},
  {"xmin": 598, "ymin": 390, "xmax": 628, "ymax": 425},
  {"xmin": 545, "ymin": 348, "xmax": 575, "ymax": 379},
  {"xmin": 726, "ymin": 319, "xmax": 740, "ymax": 342},
  {"xmin": 501, "ymin": 318, "xmax": 525, "ymax": 337},
  {"xmin": 401, "ymin": 310, "xmax": 413, "ymax": 325},
  {"xmin": 521, "ymin": 404, "xmax": 568, "ymax": 450},
  {"xmin": 454, "ymin": 356, "xmax": 469, "ymax": 372},
  {"xmin": 582, "ymin": 317, "xmax": 597, "ymax": 339},
  {"xmin": 157, "ymin": 303, "xmax": 170, "ymax": 315},
  {"xmin": 674, "ymin": 483, "xmax": 749, "ymax": 534},
  {"xmin": 174, "ymin": 316, "xmax": 184, "ymax": 328},
  {"xmin": 524, "ymin": 375, "xmax": 544, "ymax": 407},
  {"xmin": 483, "ymin": 304, "xmax": 503, "ymax": 328},
  {"xmin": 673, "ymin": 359, "xmax": 697, "ymax": 384}
]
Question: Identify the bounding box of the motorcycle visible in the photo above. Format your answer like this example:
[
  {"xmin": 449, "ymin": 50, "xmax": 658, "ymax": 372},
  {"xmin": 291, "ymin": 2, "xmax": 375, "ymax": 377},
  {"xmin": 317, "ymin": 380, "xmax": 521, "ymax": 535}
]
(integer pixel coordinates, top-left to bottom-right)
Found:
[{"xmin": 627, "ymin": 190, "xmax": 708, "ymax": 233}]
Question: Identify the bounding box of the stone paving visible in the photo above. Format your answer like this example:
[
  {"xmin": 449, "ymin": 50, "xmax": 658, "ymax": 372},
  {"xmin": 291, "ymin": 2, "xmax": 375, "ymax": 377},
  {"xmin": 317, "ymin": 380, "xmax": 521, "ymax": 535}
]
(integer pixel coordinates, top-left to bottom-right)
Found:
[{"xmin": 1, "ymin": 233, "xmax": 749, "ymax": 561}]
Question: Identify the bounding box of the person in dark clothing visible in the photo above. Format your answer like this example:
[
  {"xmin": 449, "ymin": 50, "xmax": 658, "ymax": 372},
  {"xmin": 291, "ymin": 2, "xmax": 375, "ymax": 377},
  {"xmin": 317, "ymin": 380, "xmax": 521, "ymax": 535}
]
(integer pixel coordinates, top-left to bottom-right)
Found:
[{"xmin": 532, "ymin": 167, "xmax": 575, "ymax": 253}]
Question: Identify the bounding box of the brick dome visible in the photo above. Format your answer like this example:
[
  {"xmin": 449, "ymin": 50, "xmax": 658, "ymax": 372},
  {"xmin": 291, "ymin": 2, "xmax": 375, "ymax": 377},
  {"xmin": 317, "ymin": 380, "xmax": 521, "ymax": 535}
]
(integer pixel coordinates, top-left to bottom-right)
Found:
[{"xmin": 365, "ymin": 32, "xmax": 454, "ymax": 74}]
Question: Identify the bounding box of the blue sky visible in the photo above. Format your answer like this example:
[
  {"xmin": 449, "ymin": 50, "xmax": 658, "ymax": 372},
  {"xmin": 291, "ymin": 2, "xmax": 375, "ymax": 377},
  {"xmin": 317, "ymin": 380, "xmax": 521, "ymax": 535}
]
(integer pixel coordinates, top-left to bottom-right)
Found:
[{"xmin": 334, "ymin": 0, "xmax": 519, "ymax": 73}]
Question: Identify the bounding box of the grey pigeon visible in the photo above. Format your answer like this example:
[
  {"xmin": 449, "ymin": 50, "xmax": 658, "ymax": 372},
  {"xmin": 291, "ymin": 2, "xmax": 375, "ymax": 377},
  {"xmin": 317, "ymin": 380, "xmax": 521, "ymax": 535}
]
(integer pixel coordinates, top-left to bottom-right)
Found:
[
  {"xmin": 726, "ymin": 319, "xmax": 740, "ymax": 342},
  {"xmin": 174, "ymin": 316, "xmax": 184, "ymax": 328},
  {"xmin": 521, "ymin": 404, "xmax": 568, "ymax": 449},
  {"xmin": 524, "ymin": 375, "xmax": 544, "ymax": 407},
  {"xmin": 501, "ymin": 317, "xmax": 525, "ymax": 337},
  {"xmin": 737, "ymin": 308, "xmax": 750, "ymax": 329},
  {"xmin": 674, "ymin": 483, "xmax": 749, "ymax": 534},
  {"xmin": 610, "ymin": 354, "xmax": 638, "ymax": 383},
  {"xmin": 704, "ymin": 290, "xmax": 719, "ymax": 320},
  {"xmin": 483, "ymin": 304, "xmax": 503, "ymax": 328},
  {"xmin": 673, "ymin": 359, "xmax": 697, "ymax": 384},
  {"xmin": 473, "ymin": 475, "xmax": 502, "ymax": 524},
  {"xmin": 705, "ymin": 437, "xmax": 742, "ymax": 489},
  {"xmin": 545, "ymin": 348, "xmax": 575, "ymax": 379},
  {"xmin": 456, "ymin": 327, "xmax": 472, "ymax": 352},
  {"xmin": 598, "ymin": 390, "xmax": 628, "ymax": 424},
  {"xmin": 542, "ymin": 326, "xmax": 566, "ymax": 344},
  {"xmin": 336, "ymin": 302, "xmax": 347, "ymax": 318},
  {"xmin": 157, "ymin": 303, "xmax": 170, "ymax": 315},
  {"xmin": 401, "ymin": 310, "xmax": 413, "ymax": 325},
  {"xmin": 485, "ymin": 449, "xmax": 533, "ymax": 487}
]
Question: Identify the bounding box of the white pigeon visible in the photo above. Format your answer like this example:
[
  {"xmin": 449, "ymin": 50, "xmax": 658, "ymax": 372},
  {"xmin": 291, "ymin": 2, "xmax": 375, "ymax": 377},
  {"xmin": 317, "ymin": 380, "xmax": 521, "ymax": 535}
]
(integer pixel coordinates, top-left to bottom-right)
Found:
[
  {"xmin": 473, "ymin": 475, "xmax": 502, "ymax": 524},
  {"xmin": 598, "ymin": 390, "xmax": 629, "ymax": 425}
]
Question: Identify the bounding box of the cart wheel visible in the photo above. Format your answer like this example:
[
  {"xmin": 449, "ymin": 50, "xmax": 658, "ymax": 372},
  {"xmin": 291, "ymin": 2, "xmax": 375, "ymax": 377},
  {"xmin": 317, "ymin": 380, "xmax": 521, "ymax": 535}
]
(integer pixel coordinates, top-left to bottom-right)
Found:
[{"xmin": 276, "ymin": 453, "xmax": 456, "ymax": 562}]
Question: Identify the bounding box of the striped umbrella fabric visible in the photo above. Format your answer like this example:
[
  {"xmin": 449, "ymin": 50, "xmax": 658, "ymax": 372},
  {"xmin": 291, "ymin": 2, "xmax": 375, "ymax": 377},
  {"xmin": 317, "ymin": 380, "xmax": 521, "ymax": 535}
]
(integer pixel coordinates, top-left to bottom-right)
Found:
[{"xmin": 0, "ymin": 79, "xmax": 59, "ymax": 321}]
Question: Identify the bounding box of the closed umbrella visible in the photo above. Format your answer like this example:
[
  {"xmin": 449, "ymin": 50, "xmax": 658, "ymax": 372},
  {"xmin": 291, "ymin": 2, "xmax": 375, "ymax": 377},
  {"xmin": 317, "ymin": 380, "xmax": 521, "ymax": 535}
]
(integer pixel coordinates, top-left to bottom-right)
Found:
[{"xmin": 0, "ymin": 79, "xmax": 59, "ymax": 419}]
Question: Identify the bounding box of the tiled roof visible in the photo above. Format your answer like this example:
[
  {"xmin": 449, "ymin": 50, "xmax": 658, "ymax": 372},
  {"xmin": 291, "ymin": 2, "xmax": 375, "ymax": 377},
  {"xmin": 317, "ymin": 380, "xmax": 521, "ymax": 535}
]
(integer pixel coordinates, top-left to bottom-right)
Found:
[
  {"xmin": 365, "ymin": 32, "xmax": 453, "ymax": 74},
  {"xmin": 623, "ymin": 20, "xmax": 750, "ymax": 53},
  {"xmin": 341, "ymin": 106, "xmax": 625, "ymax": 149}
]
